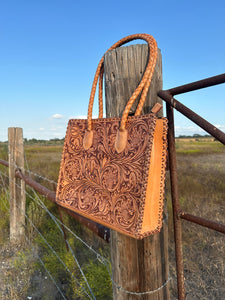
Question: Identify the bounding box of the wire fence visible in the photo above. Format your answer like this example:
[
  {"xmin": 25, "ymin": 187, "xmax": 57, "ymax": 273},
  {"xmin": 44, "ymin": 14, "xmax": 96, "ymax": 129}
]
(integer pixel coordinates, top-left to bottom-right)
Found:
[
  {"xmin": 0, "ymin": 168, "xmax": 106, "ymax": 299},
  {"xmin": 0, "ymin": 73, "xmax": 225, "ymax": 299},
  {"xmin": 1, "ymin": 135, "xmax": 224, "ymax": 299},
  {"xmin": 0, "ymin": 148, "xmax": 170, "ymax": 299}
]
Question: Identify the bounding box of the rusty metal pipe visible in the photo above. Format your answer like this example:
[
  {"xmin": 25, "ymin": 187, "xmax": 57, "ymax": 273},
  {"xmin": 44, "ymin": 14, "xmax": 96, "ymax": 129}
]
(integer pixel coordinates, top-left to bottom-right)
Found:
[
  {"xmin": 16, "ymin": 169, "xmax": 56, "ymax": 202},
  {"xmin": 0, "ymin": 159, "xmax": 9, "ymax": 168},
  {"xmin": 158, "ymin": 90, "xmax": 225, "ymax": 145},
  {"xmin": 166, "ymin": 103, "xmax": 186, "ymax": 299},
  {"xmin": 62, "ymin": 208, "xmax": 110, "ymax": 243},
  {"xmin": 167, "ymin": 73, "xmax": 225, "ymax": 96},
  {"xmin": 17, "ymin": 170, "xmax": 110, "ymax": 242},
  {"xmin": 18, "ymin": 170, "xmax": 110, "ymax": 242},
  {"xmin": 0, "ymin": 159, "xmax": 110, "ymax": 242},
  {"xmin": 180, "ymin": 212, "xmax": 225, "ymax": 234}
]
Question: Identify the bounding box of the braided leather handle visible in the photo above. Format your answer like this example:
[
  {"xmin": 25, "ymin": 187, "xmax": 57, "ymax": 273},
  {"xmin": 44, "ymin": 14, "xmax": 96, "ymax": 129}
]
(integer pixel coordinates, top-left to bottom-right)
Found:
[
  {"xmin": 97, "ymin": 34, "xmax": 157, "ymax": 122},
  {"xmin": 88, "ymin": 33, "xmax": 157, "ymax": 129},
  {"xmin": 83, "ymin": 33, "xmax": 158, "ymax": 152}
]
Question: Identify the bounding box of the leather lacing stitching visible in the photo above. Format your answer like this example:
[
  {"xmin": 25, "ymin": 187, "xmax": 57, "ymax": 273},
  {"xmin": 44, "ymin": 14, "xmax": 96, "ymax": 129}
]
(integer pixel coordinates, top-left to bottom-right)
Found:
[
  {"xmin": 135, "ymin": 113, "xmax": 156, "ymax": 236},
  {"xmin": 136, "ymin": 117, "xmax": 168, "ymax": 238},
  {"xmin": 57, "ymin": 115, "xmax": 168, "ymax": 238}
]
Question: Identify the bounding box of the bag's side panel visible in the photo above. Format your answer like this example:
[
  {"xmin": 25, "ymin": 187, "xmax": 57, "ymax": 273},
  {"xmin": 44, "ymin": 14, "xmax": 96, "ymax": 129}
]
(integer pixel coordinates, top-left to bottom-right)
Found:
[
  {"xmin": 56, "ymin": 114, "xmax": 156, "ymax": 238},
  {"xmin": 139, "ymin": 118, "xmax": 168, "ymax": 238}
]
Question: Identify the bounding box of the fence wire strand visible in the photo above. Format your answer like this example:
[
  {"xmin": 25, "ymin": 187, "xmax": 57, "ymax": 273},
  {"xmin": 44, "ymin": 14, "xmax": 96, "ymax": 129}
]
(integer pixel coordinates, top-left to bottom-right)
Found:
[
  {"xmin": 0, "ymin": 171, "xmax": 96, "ymax": 299},
  {"xmin": 0, "ymin": 171, "xmax": 95, "ymax": 300},
  {"xmin": 1, "ymin": 147, "xmax": 173, "ymax": 297},
  {"xmin": 0, "ymin": 175, "xmax": 68, "ymax": 300},
  {"xmin": 0, "ymin": 170, "xmax": 171, "ymax": 296},
  {"xmin": 23, "ymin": 234, "xmax": 68, "ymax": 300}
]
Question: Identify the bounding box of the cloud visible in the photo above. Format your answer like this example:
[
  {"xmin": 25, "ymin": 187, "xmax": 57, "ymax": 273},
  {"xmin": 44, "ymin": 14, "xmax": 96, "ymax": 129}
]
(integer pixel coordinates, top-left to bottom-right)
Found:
[
  {"xmin": 51, "ymin": 114, "xmax": 64, "ymax": 119},
  {"xmin": 174, "ymin": 123, "xmax": 225, "ymax": 137},
  {"xmin": 175, "ymin": 125, "xmax": 205, "ymax": 136},
  {"xmin": 214, "ymin": 124, "xmax": 225, "ymax": 131}
]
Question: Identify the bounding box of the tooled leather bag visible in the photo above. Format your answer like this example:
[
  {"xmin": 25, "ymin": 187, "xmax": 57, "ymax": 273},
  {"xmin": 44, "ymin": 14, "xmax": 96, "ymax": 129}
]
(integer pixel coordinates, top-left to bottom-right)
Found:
[{"xmin": 56, "ymin": 34, "xmax": 168, "ymax": 239}]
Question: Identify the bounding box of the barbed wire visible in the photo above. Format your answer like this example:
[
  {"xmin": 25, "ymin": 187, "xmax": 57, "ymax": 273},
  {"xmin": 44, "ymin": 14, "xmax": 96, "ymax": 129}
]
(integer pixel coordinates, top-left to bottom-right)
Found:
[
  {"xmin": 0, "ymin": 182, "xmax": 95, "ymax": 300},
  {"xmin": 0, "ymin": 171, "xmax": 96, "ymax": 300},
  {"xmin": 113, "ymin": 276, "xmax": 170, "ymax": 296},
  {"xmin": 25, "ymin": 168, "xmax": 57, "ymax": 185},
  {"xmin": 0, "ymin": 172, "xmax": 171, "ymax": 296},
  {"xmin": 7, "ymin": 146, "xmax": 58, "ymax": 185},
  {"xmin": 0, "ymin": 185, "xmax": 71, "ymax": 300},
  {"xmin": 0, "ymin": 183, "xmax": 68, "ymax": 300},
  {"xmin": 16, "ymin": 147, "xmax": 95, "ymax": 298},
  {"xmin": 0, "ymin": 176, "xmax": 10, "ymax": 213},
  {"xmin": 27, "ymin": 188, "xmax": 96, "ymax": 299},
  {"xmin": 1, "ymin": 146, "xmax": 172, "ymax": 297},
  {"xmin": 0, "ymin": 168, "xmax": 109, "ymax": 264},
  {"xmin": 3, "ymin": 147, "xmax": 109, "ymax": 260},
  {"xmin": 28, "ymin": 188, "xmax": 110, "ymax": 263},
  {"xmin": 23, "ymin": 234, "xmax": 68, "ymax": 300}
]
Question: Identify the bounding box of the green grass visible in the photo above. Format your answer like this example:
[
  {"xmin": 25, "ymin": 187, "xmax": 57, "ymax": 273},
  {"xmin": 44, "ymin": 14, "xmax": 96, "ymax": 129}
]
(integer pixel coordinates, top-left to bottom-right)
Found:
[
  {"xmin": 166, "ymin": 138, "xmax": 225, "ymax": 299},
  {"xmin": 0, "ymin": 137, "xmax": 224, "ymax": 299},
  {"xmin": 23, "ymin": 144, "xmax": 63, "ymax": 186},
  {"xmin": 25, "ymin": 145, "xmax": 63, "ymax": 153},
  {"xmin": 175, "ymin": 138, "xmax": 225, "ymax": 155}
]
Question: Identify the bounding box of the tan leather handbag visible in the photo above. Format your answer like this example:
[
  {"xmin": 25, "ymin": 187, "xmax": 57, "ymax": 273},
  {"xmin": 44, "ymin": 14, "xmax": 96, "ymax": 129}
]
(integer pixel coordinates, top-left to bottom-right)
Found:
[{"xmin": 56, "ymin": 34, "xmax": 168, "ymax": 239}]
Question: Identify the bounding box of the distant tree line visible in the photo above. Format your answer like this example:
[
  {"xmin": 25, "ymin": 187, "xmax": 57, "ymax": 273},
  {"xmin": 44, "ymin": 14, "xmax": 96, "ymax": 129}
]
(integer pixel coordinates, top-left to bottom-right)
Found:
[
  {"xmin": 177, "ymin": 134, "xmax": 211, "ymax": 139},
  {"xmin": 23, "ymin": 138, "xmax": 65, "ymax": 145},
  {"xmin": 0, "ymin": 134, "xmax": 213, "ymax": 145}
]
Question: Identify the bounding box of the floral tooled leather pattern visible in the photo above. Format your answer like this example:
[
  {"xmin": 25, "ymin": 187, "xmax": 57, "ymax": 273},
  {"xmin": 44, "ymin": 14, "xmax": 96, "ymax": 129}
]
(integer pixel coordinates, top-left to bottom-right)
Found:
[{"xmin": 56, "ymin": 113, "xmax": 157, "ymax": 236}]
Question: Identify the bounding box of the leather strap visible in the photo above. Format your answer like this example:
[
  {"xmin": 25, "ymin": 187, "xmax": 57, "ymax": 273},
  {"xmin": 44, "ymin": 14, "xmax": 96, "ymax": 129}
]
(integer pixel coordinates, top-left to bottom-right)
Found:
[
  {"xmin": 84, "ymin": 34, "xmax": 158, "ymax": 152},
  {"xmin": 88, "ymin": 33, "xmax": 158, "ymax": 130}
]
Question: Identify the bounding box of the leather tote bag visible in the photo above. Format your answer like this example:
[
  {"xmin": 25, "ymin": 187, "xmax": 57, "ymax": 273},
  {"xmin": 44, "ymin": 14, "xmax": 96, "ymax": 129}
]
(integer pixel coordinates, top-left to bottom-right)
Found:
[{"xmin": 56, "ymin": 34, "xmax": 168, "ymax": 239}]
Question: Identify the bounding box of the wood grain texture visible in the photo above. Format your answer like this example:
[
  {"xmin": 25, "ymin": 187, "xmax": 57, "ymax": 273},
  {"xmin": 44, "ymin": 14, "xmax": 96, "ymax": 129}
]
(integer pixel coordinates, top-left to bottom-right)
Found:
[
  {"xmin": 105, "ymin": 45, "xmax": 163, "ymax": 118},
  {"xmin": 105, "ymin": 45, "xmax": 170, "ymax": 299},
  {"xmin": 8, "ymin": 127, "xmax": 26, "ymax": 243}
]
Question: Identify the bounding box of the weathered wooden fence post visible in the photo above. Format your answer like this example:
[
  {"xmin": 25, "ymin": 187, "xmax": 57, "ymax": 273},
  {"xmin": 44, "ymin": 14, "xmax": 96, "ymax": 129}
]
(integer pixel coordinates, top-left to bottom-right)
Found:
[
  {"xmin": 8, "ymin": 127, "xmax": 26, "ymax": 243},
  {"xmin": 104, "ymin": 45, "xmax": 170, "ymax": 299}
]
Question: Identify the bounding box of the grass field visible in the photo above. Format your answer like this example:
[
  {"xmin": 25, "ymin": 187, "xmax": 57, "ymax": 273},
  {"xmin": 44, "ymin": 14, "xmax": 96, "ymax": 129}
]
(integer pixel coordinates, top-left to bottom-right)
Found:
[
  {"xmin": 166, "ymin": 138, "xmax": 225, "ymax": 299},
  {"xmin": 0, "ymin": 137, "xmax": 224, "ymax": 299}
]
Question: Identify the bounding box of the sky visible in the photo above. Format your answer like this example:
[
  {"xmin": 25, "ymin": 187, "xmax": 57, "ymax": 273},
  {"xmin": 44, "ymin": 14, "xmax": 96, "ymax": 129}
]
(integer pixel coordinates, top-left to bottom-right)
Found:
[{"xmin": 0, "ymin": 0, "xmax": 225, "ymax": 141}]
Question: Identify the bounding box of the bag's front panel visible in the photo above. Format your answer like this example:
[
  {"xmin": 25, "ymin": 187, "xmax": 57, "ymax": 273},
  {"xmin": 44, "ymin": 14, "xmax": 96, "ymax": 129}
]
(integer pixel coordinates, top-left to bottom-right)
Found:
[{"xmin": 56, "ymin": 114, "xmax": 156, "ymax": 237}]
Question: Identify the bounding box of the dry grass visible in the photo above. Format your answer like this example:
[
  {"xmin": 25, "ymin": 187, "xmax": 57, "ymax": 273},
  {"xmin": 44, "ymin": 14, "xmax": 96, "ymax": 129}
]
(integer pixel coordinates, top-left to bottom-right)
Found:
[
  {"xmin": 22, "ymin": 138, "xmax": 225, "ymax": 299},
  {"xmin": 24, "ymin": 144, "xmax": 63, "ymax": 187},
  {"xmin": 0, "ymin": 243, "xmax": 35, "ymax": 300},
  {"xmin": 0, "ymin": 138, "xmax": 224, "ymax": 299},
  {"xmin": 166, "ymin": 138, "xmax": 225, "ymax": 299}
]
